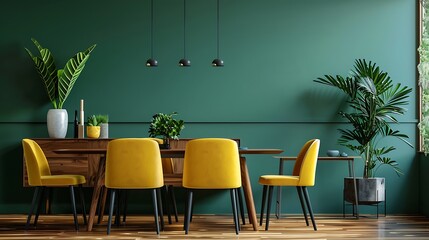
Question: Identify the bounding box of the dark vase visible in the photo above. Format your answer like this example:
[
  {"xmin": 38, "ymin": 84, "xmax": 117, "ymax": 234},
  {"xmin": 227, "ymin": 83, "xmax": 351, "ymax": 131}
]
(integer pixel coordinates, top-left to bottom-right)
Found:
[{"xmin": 160, "ymin": 138, "xmax": 170, "ymax": 149}]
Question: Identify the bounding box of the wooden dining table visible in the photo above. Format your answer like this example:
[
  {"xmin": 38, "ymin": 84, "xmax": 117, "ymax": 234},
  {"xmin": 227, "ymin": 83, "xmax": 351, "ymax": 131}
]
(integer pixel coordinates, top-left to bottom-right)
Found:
[{"xmin": 54, "ymin": 148, "xmax": 283, "ymax": 231}]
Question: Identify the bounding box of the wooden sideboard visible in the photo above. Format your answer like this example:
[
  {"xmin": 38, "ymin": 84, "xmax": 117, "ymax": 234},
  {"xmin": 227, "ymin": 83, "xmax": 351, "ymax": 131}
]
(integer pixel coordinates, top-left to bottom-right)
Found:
[{"xmin": 23, "ymin": 138, "xmax": 240, "ymax": 187}]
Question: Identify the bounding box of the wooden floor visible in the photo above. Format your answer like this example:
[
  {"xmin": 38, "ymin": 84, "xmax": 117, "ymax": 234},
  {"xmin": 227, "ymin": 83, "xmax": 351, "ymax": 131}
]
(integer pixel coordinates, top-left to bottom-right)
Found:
[{"xmin": 0, "ymin": 214, "xmax": 429, "ymax": 239}]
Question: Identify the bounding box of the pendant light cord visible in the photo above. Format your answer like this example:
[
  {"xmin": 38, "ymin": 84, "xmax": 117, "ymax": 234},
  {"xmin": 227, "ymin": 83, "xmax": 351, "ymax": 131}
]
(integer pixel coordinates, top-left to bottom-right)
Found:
[
  {"xmin": 150, "ymin": 0, "xmax": 154, "ymax": 58},
  {"xmin": 216, "ymin": 0, "xmax": 220, "ymax": 58},
  {"xmin": 183, "ymin": 0, "xmax": 187, "ymax": 59}
]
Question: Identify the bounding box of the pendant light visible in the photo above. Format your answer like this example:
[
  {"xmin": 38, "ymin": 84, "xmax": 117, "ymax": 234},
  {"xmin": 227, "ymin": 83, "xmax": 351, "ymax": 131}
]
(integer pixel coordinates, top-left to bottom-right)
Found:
[
  {"xmin": 212, "ymin": 0, "xmax": 224, "ymax": 67},
  {"xmin": 146, "ymin": 0, "xmax": 158, "ymax": 67},
  {"xmin": 179, "ymin": 0, "xmax": 191, "ymax": 67}
]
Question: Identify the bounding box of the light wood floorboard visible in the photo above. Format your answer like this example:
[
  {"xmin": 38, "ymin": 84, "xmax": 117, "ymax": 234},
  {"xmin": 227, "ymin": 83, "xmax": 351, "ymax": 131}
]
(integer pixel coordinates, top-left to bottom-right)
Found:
[{"xmin": 0, "ymin": 214, "xmax": 428, "ymax": 239}]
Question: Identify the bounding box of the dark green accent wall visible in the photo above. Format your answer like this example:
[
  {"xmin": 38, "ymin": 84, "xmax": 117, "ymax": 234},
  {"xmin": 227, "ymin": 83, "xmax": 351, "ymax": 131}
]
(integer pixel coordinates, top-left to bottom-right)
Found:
[{"xmin": 0, "ymin": 0, "xmax": 419, "ymax": 215}]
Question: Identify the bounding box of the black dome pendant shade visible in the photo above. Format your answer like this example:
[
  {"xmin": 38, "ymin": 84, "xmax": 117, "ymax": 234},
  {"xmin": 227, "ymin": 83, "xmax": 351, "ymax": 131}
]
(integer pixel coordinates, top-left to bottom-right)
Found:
[
  {"xmin": 179, "ymin": 58, "xmax": 191, "ymax": 67},
  {"xmin": 179, "ymin": 0, "xmax": 191, "ymax": 67},
  {"xmin": 146, "ymin": 58, "xmax": 158, "ymax": 67},
  {"xmin": 212, "ymin": 0, "xmax": 223, "ymax": 67},
  {"xmin": 212, "ymin": 58, "xmax": 224, "ymax": 67},
  {"xmin": 146, "ymin": 0, "xmax": 158, "ymax": 67}
]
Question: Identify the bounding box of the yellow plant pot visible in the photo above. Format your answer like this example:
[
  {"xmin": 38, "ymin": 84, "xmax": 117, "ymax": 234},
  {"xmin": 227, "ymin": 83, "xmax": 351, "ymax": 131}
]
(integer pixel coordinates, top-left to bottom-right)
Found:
[{"xmin": 87, "ymin": 126, "xmax": 100, "ymax": 138}]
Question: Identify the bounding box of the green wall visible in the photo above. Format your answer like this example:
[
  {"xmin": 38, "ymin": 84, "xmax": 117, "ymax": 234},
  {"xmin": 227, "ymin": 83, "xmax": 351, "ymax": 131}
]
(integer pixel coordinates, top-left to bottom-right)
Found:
[{"xmin": 0, "ymin": 0, "xmax": 419, "ymax": 215}]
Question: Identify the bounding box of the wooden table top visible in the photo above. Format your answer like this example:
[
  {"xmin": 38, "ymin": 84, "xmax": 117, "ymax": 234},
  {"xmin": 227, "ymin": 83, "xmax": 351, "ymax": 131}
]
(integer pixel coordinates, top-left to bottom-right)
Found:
[
  {"xmin": 54, "ymin": 148, "xmax": 284, "ymax": 155},
  {"xmin": 273, "ymin": 156, "xmax": 361, "ymax": 161}
]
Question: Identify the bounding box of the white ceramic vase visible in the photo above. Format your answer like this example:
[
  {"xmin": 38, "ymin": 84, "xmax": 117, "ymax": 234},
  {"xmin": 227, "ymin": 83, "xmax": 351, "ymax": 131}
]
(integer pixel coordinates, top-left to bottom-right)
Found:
[{"xmin": 47, "ymin": 109, "xmax": 68, "ymax": 138}]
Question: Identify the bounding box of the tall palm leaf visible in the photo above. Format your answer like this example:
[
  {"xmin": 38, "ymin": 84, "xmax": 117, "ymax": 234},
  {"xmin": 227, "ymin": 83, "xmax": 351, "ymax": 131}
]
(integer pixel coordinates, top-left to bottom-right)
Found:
[
  {"xmin": 58, "ymin": 44, "xmax": 96, "ymax": 109},
  {"xmin": 25, "ymin": 38, "xmax": 58, "ymax": 108}
]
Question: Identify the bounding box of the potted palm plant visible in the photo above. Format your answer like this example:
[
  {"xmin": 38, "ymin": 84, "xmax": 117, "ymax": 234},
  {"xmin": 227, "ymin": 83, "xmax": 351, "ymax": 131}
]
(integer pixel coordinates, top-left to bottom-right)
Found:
[
  {"xmin": 26, "ymin": 38, "xmax": 96, "ymax": 138},
  {"xmin": 314, "ymin": 59, "xmax": 413, "ymax": 205},
  {"xmin": 148, "ymin": 112, "xmax": 185, "ymax": 149}
]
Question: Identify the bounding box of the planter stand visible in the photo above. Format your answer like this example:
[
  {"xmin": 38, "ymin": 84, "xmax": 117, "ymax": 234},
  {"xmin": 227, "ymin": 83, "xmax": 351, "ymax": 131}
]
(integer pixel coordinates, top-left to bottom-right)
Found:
[{"xmin": 343, "ymin": 177, "xmax": 386, "ymax": 218}]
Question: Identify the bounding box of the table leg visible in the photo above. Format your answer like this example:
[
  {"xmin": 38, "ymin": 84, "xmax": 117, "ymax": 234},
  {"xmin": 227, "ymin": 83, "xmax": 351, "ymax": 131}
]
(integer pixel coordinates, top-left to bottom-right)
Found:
[
  {"xmin": 87, "ymin": 156, "xmax": 106, "ymax": 231},
  {"xmin": 275, "ymin": 159, "xmax": 284, "ymax": 219},
  {"xmin": 240, "ymin": 156, "xmax": 258, "ymax": 231},
  {"xmin": 97, "ymin": 186, "xmax": 109, "ymax": 224}
]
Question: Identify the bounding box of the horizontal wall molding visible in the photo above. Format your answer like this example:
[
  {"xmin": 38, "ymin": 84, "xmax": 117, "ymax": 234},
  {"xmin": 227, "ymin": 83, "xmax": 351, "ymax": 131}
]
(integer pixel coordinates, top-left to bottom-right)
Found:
[{"xmin": 0, "ymin": 120, "xmax": 420, "ymax": 124}]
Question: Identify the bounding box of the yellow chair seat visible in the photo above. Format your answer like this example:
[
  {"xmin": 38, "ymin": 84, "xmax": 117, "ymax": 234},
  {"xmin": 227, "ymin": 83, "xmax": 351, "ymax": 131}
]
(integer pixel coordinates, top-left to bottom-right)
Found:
[
  {"xmin": 259, "ymin": 175, "xmax": 300, "ymax": 186},
  {"xmin": 40, "ymin": 175, "xmax": 86, "ymax": 186}
]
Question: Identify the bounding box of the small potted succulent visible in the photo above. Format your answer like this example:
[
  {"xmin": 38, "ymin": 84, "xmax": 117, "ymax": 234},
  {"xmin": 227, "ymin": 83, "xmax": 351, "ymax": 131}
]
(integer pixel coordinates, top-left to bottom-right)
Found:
[
  {"xmin": 148, "ymin": 112, "xmax": 185, "ymax": 149},
  {"xmin": 96, "ymin": 114, "xmax": 109, "ymax": 138},
  {"xmin": 87, "ymin": 115, "xmax": 101, "ymax": 138}
]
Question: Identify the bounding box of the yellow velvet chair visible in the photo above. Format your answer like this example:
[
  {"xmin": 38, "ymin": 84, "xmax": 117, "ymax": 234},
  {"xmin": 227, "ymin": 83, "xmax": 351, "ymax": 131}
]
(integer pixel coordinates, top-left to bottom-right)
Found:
[
  {"xmin": 115, "ymin": 138, "xmax": 179, "ymax": 225},
  {"xmin": 259, "ymin": 139, "xmax": 320, "ymax": 231},
  {"xmin": 22, "ymin": 139, "xmax": 87, "ymax": 231},
  {"xmin": 182, "ymin": 138, "xmax": 241, "ymax": 234},
  {"xmin": 105, "ymin": 138, "xmax": 164, "ymax": 235}
]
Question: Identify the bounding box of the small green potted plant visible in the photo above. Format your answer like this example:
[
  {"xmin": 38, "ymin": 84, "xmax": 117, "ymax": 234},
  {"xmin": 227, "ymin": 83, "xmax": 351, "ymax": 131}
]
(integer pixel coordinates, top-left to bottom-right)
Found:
[
  {"xmin": 148, "ymin": 112, "xmax": 185, "ymax": 149},
  {"xmin": 87, "ymin": 115, "xmax": 101, "ymax": 138},
  {"xmin": 96, "ymin": 114, "xmax": 109, "ymax": 138},
  {"xmin": 26, "ymin": 38, "xmax": 96, "ymax": 138}
]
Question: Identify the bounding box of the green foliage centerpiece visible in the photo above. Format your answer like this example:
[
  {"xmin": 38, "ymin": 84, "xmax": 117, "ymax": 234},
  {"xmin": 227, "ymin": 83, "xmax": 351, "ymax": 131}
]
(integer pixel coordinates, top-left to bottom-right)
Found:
[{"xmin": 148, "ymin": 112, "xmax": 185, "ymax": 149}]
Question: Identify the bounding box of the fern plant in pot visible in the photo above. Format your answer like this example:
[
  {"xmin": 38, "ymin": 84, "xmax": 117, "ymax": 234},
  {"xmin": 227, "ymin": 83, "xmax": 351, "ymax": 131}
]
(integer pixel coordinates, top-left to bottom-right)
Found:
[
  {"xmin": 26, "ymin": 38, "xmax": 96, "ymax": 138},
  {"xmin": 315, "ymin": 59, "xmax": 413, "ymax": 206}
]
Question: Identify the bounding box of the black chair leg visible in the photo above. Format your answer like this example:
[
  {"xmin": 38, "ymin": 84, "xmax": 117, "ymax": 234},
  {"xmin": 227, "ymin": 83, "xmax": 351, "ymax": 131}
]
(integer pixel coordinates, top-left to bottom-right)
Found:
[
  {"xmin": 296, "ymin": 187, "xmax": 309, "ymax": 226},
  {"xmin": 190, "ymin": 196, "xmax": 195, "ymax": 223},
  {"xmin": 184, "ymin": 190, "xmax": 193, "ymax": 234},
  {"xmin": 107, "ymin": 189, "xmax": 116, "ymax": 235},
  {"xmin": 122, "ymin": 190, "xmax": 128, "ymax": 224},
  {"xmin": 237, "ymin": 187, "xmax": 245, "ymax": 225},
  {"xmin": 34, "ymin": 186, "xmax": 46, "ymax": 227},
  {"xmin": 230, "ymin": 189, "xmax": 240, "ymax": 235},
  {"xmin": 303, "ymin": 187, "xmax": 317, "ymax": 231},
  {"xmin": 69, "ymin": 186, "xmax": 79, "ymax": 231},
  {"xmin": 162, "ymin": 186, "xmax": 172, "ymax": 224},
  {"xmin": 114, "ymin": 190, "xmax": 122, "ymax": 227},
  {"xmin": 26, "ymin": 187, "xmax": 41, "ymax": 230},
  {"xmin": 260, "ymin": 185, "xmax": 267, "ymax": 226},
  {"xmin": 78, "ymin": 184, "xmax": 87, "ymax": 225},
  {"xmin": 151, "ymin": 189, "xmax": 160, "ymax": 235},
  {"xmin": 168, "ymin": 186, "xmax": 179, "ymax": 222},
  {"xmin": 156, "ymin": 188, "xmax": 164, "ymax": 231},
  {"xmin": 265, "ymin": 186, "xmax": 274, "ymax": 231}
]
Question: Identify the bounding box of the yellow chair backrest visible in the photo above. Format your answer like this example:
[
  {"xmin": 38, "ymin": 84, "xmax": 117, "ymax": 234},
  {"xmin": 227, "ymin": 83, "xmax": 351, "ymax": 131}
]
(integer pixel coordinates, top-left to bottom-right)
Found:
[
  {"xmin": 292, "ymin": 139, "xmax": 317, "ymax": 176},
  {"xmin": 22, "ymin": 139, "xmax": 51, "ymax": 186},
  {"xmin": 105, "ymin": 138, "xmax": 164, "ymax": 189},
  {"xmin": 147, "ymin": 138, "xmax": 175, "ymax": 174},
  {"xmin": 182, "ymin": 138, "xmax": 241, "ymax": 189},
  {"xmin": 297, "ymin": 139, "xmax": 320, "ymax": 186}
]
